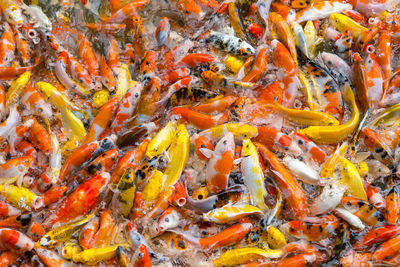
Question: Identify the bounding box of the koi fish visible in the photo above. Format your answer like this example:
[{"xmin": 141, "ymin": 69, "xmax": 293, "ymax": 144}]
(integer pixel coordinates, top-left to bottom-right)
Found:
[
  {"xmin": 206, "ymin": 31, "xmax": 255, "ymax": 56},
  {"xmin": 204, "ymin": 133, "xmax": 235, "ymax": 193}
]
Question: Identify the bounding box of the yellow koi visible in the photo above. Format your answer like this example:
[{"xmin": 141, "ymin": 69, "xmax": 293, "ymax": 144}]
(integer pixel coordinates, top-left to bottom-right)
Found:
[
  {"xmin": 330, "ymin": 13, "xmax": 369, "ymax": 39},
  {"xmin": 146, "ymin": 121, "xmax": 178, "ymax": 159},
  {"xmin": 356, "ymin": 161, "xmax": 369, "ymax": 177},
  {"xmin": 142, "ymin": 170, "xmax": 164, "ymax": 207},
  {"xmin": 338, "ymin": 157, "xmax": 367, "ymax": 201},
  {"xmin": 36, "ymin": 82, "xmax": 76, "ymax": 110},
  {"xmin": 304, "ymin": 20, "xmax": 318, "ymax": 58},
  {"xmin": 371, "ymin": 103, "xmax": 400, "ymax": 127},
  {"xmin": 117, "ymin": 167, "xmax": 136, "ymax": 218},
  {"xmin": 203, "ymin": 204, "xmax": 262, "ymax": 224},
  {"xmin": 266, "ymin": 226, "xmax": 287, "ymax": 249},
  {"xmin": 225, "ymin": 56, "xmax": 245, "ymax": 74},
  {"xmin": 162, "ymin": 124, "xmax": 189, "ymax": 191},
  {"xmin": 320, "ymin": 142, "xmax": 348, "ymax": 178},
  {"xmin": 37, "ymin": 213, "xmax": 94, "ymax": 248},
  {"xmin": 72, "ymin": 244, "xmax": 130, "ymax": 265},
  {"xmin": 0, "ymin": 184, "xmax": 40, "ymax": 211},
  {"xmin": 199, "ymin": 123, "xmax": 258, "ymax": 141},
  {"xmin": 241, "ymin": 139, "xmax": 269, "ymax": 211},
  {"xmin": 115, "ymin": 64, "xmax": 135, "ymax": 100},
  {"xmin": 214, "ymin": 247, "xmax": 283, "ymax": 267},
  {"xmin": 273, "ymin": 102, "xmax": 339, "ymax": 126},
  {"xmin": 60, "ymin": 105, "xmax": 87, "ymax": 141},
  {"xmin": 297, "ymin": 84, "xmax": 359, "ymax": 144},
  {"xmin": 93, "ymin": 89, "xmax": 111, "ymax": 108},
  {"xmin": 62, "ymin": 241, "xmax": 82, "ymax": 260},
  {"xmin": 6, "ymin": 71, "xmax": 31, "ymax": 107}
]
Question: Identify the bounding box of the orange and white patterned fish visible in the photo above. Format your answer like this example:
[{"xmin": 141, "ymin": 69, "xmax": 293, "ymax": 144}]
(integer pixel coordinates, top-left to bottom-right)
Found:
[
  {"xmin": 0, "ymin": 23, "xmax": 15, "ymax": 66},
  {"xmin": 204, "ymin": 132, "xmax": 235, "ymax": 194}
]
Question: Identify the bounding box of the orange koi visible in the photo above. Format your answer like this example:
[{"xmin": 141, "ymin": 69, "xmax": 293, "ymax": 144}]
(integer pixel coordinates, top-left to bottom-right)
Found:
[
  {"xmin": 175, "ymin": 219, "xmax": 252, "ymax": 249},
  {"xmin": 271, "ymin": 39, "xmax": 298, "ymax": 106},
  {"xmin": 107, "ymin": 37, "xmax": 121, "ymax": 75},
  {"xmin": 98, "ymin": 54, "xmax": 116, "ymax": 91},
  {"xmin": 36, "ymin": 247, "xmax": 73, "ymax": 267},
  {"xmin": 47, "ymin": 172, "xmax": 110, "ymax": 224},
  {"xmin": 365, "ymin": 53, "xmax": 383, "ymax": 108},
  {"xmin": 0, "ymin": 23, "xmax": 15, "ymax": 66},
  {"xmin": 373, "ymin": 234, "xmax": 400, "ymax": 261},
  {"xmin": 100, "ymin": 0, "xmax": 150, "ymax": 23},
  {"xmin": 296, "ymin": 1, "xmax": 352, "ymax": 22},
  {"xmin": 282, "ymin": 215, "xmax": 340, "ymax": 241},
  {"xmin": 362, "ymin": 127, "xmax": 392, "ymax": 164},
  {"xmin": 342, "ymin": 196, "xmax": 384, "ymax": 226},
  {"xmin": 28, "ymin": 117, "xmax": 52, "ymax": 154},
  {"xmin": 55, "ymin": 51, "xmax": 89, "ymax": 95},
  {"xmin": 256, "ymin": 142, "xmax": 309, "ymax": 219},
  {"xmin": 269, "ymin": 12, "xmax": 297, "ymax": 61},
  {"xmin": 376, "ymin": 31, "xmax": 391, "ymax": 94},
  {"xmin": 171, "ymin": 107, "xmax": 229, "ymax": 130},
  {"xmin": 85, "ymin": 22, "xmax": 126, "ymax": 33},
  {"xmin": 79, "ymin": 216, "xmax": 99, "ymax": 249},
  {"xmin": 43, "ymin": 185, "xmax": 67, "ymax": 206},
  {"xmin": 111, "ymin": 137, "xmax": 149, "ymax": 183},
  {"xmin": 192, "ymin": 96, "xmax": 237, "ymax": 114},
  {"xmin": 21, "ymin": 82, "xmax": 52, "ymax": 118},
  {"xmin": 140, "ymin": 50, "xmax": 157, "ymax": 83},
  {"xmin": 161, "ymin": 68, "xmax": 191, "ymax": 86},
  {"xmin": 257, "ymin": 81, "xmax": 284, "ymax": 104},
  {"xmin": 254, "ymin": 126, "xmax": 302, "ymax": 157},
  {"xmin": 60, "ymin": 137, "xmax": 114, "ymax": 182},
  {"xmin": 177, "ymin": 0, "xmax": 204, "ymax": 15},
  {"xmin": 109, "ymin": 0, "xmax": 124, "ymax": 12},
  {"xmin": 271, "ymin": 2, "xmax": 296, "ymax": 22},
  {"xmin": 205, "ymin": 133, "xmax": 234, "ymax": 193},
  {"xmin": 77, "ymin": 35, "xmax": 99, "ymax": 77},
  {"xmin": 277, "ymin": 254, "xmax": 318, "ymax": 267},
  {"xmin": 27, "ymin": 221, "xmax": 45, "ymax": 241},
  {"xmin": 111, "ymin": 85, "xmax": 142, "ymax": 133},
  {"xmin": 85, "ymin": 148, "xmax": 118, "ymax": 175},
  {"xmin": 93, "ymin": 209, "xmax": 115, "ymax": 247},
  {"xmin": 13, "ymin": 26, "xmax": 30, "ymax": 66},
  {"xmin": 0, "ymin": 155, "xmax": 33, "ymax": 183},
  {"xmin": 354, "ymin": 225, "xmax": 400, "ymax": 250},
  {"xmin": 178, "ymin": 53, "xmax": 215, "ymax": 68},
  {"xmin": 155, "ymin": 16, "xmax": 170, "ymax": 47},
  {"xmin": 0, "ymin": 251, "xmax": 18, "ymax": 266},
  {"xmin": 0, "ymin": 56, "xmax": 40, "ymax": 79},
  {"xmin": 242, "ymin": 46, "xmax": 268, "ymax": 83},
  {"xmin": 67, "ymin": 54, "xmax": 95, "ymax": 89},
  {"xmin": 0, "ymin": 214, "xmax": 31, "ymax": 229},
  {"xmin": 193, "ymin": 134, "xmax": 214, "ymax": 161},
  {"xmin": 133, "ymin": 244, "xmax": 152, "ymax": 267},
  {"xmin": 85, "ymin": 96, "xmax": 119, "ymax": 143},
  {"xmin": 384, "ymin": 186, "xmax": 400, "ymax": 225},
  {"xmin": 353, "ymin": 52, "xmax": 369, "ymax": 113},
  {"xmin": 157, "ymin": 76, "xmax": 197, "ymax": 106},
  {"xmin": 0, "ymin": 228, "xmax": 33, "ymax": 252},
  {"xmin": 0, "ymin": 200, "xmax": 20, "ymax": 218},
  {"xmin": 131, "ymin": 15, "xmax": 146, "ymax": 61},
  {"xmin": 289, "ymin": 132, "xmax": 327, "ymax": 165}
]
